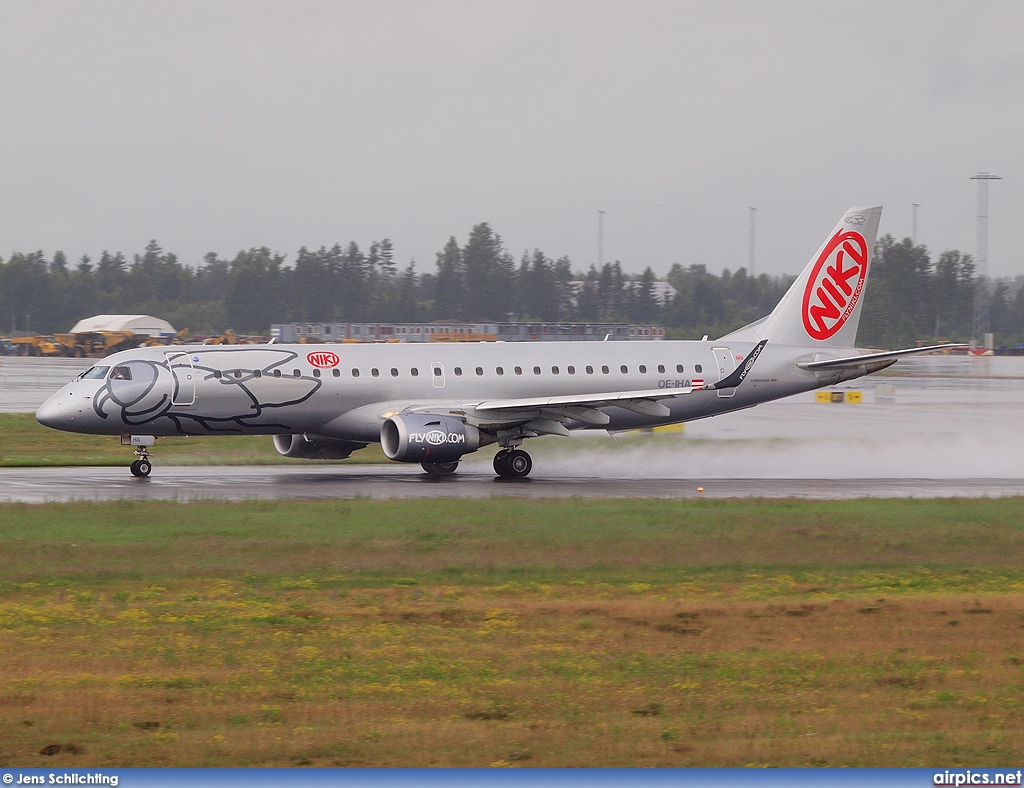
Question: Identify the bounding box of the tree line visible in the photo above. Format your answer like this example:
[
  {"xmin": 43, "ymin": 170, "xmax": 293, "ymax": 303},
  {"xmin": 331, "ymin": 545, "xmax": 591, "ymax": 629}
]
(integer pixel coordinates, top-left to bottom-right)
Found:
[{"xmin": 1, "ymin": 222, "xmax": 1022, "ymax": 347}]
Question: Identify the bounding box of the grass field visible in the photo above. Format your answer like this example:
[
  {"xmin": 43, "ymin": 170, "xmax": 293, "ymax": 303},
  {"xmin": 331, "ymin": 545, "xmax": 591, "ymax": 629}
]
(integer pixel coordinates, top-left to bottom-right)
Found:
[
  {"xmin": 2, "ymin": 497, "xmax": 1024, "ymax": 767},
  {"xmin": 0, "ymin": 413, "xmax": 389, "ymax": 466}
]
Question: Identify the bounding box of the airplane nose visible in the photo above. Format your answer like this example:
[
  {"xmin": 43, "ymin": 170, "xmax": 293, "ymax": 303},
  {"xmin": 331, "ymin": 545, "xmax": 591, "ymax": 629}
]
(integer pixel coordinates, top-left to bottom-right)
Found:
[{"xmin": 36, "ymin": 395, "xmax": 65, "ymax": 428}]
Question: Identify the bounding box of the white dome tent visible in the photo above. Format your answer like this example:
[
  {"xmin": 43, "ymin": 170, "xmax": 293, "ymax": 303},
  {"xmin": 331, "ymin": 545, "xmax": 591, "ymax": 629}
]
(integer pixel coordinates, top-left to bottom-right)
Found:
[{"xmin": 69, "ymin": 315, "xmax": 176, "ymax": 337}]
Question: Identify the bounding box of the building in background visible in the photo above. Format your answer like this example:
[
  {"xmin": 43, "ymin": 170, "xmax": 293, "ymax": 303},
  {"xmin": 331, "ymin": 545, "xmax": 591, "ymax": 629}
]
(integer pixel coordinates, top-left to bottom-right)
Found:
[
  {"xmin": 270, "ymin": 322, "xmax": 665, "ymax": 343},
  {"xmin": 69, "ymin": 314, "xmax": 176, "ymax": 337}
]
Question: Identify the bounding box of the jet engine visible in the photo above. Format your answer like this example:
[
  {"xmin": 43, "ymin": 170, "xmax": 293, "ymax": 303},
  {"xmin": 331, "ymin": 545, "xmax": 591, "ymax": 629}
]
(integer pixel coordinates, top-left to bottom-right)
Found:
[
  {"xmin": 273, "ymin": 433, "xmax": 367, "ymax": 460},
  {"xmin": 380, "ymin": 414, "xmax": 482, "ymax": 463}
]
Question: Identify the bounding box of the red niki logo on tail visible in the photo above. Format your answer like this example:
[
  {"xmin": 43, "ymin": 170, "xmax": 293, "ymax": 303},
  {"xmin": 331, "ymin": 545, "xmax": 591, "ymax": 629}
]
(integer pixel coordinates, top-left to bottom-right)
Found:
[{"xmin": 801, "ymin": 229, "xmax": 869, "ymax": 341}]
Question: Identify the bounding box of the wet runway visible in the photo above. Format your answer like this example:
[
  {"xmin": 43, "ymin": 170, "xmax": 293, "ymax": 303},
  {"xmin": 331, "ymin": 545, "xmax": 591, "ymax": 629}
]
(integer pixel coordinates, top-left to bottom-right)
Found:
[
  {"xmin": 0, "ymin": 356, "xmax": 93, "ymax": 412},
  {"xmin": 2, "ymin": 464, "xmax": 1024, "ymax": 503}
]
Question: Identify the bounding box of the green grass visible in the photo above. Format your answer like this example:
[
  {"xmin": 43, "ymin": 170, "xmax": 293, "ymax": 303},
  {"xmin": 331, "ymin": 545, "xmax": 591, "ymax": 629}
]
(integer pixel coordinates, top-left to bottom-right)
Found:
[
  {"xmin": 0, "ymin": 413, "xmax": 388, "ymax": 467},
  {"xmin": 2, "ymin": 497, "xmax": 1024, "ymax": 586},
  {"xmin": 3, "ymin": 497, "xmax": 1024, "ymax": 766}
]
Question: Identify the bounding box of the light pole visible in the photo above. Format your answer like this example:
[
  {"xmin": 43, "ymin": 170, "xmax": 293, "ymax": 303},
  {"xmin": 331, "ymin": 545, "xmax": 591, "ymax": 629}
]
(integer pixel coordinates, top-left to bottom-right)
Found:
[
  {"xmin": 748, "ymin": 207, "xmax": 757, "ymax": 277},
  {"xmin": 970, "ymin": 172, "xmax": 1001, "ymax": 348}
]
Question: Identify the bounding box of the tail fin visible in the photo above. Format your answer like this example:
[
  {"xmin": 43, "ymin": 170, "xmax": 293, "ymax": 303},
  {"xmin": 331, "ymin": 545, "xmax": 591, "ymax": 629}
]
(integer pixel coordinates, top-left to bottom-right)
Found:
[{"xmin": 721, "ymin": 206, "xmax": 882, "ymax": 347}]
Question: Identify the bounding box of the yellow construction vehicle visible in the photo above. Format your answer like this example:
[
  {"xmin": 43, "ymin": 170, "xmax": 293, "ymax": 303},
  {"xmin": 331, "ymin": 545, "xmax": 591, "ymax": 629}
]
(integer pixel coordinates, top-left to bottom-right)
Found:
[
  {"xmin": 203, "ymin": 329, "xmax": 237, "ymax": 345},
  {"xmin": 10, "ymin": 335, "xmax": 67, "ymax": 356},
  {"xmin": 53, "ymin": 331, "xmax": 148, "ymax": 358},
  {"xmin": 143, "ymin": 328, "xmax": 190, "ymax": 347}
]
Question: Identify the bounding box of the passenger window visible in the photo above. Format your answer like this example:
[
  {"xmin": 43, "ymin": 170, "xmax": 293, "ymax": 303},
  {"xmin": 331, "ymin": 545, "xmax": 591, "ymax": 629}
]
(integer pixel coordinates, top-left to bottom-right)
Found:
[
  {"xmin": 586, "ymin": 366, "xmax": 594, "ymax": 374},
  {"xmin": 352, "ymin": 368, "xmax": 360, "ymax": 377},
  {"xmin": 602, "ymin": 365, "xmax": 609, "ymax": 374},
  {"xmin": 475, "ymin": 367, "xmax": 483, "ymax": 376},
  {"xmin": 533, "ymin": 366, "xmax": 541, "ymax": 375},
  {"xmin": 391, "ymin": 368, "xmax": 398, "ymax": 377},
  {"xmin": 514, "ymin": 366, "xmax": 522, "ymax": 375},
  {"xmin": 658, "ymin": 365, "xmax": 665, "ymax": 374},
  {"xmin": 676, "ymin": 364, "xmax": 684, "ymax": 373},
  {"xmin": 432, "ymin": 367, "xmax": 442, "ymax": 377},
  {"xmin": 411, "ymin": 368, "xmax": 419, "ymax": 377},
  {"xmin": 254, "ymin": 369, "xmax": 262, "ymax": 378},
  {"xmin": 274, "ymin": 369, "xmax": 282, "ymax": 378},
  {"xmin": 371, "ymin": 368, "xmax": 379, "ymax": 377},
  {"xmin": 313, "ymin": 369, "xmax": 321, "ymax": 378},
  {"xmin": 620, "ymin": 365, "xmax": 628, "ymax": 374},
  {"xmin": 454, "ymin": 367, "xmax": 462, "ymax": 376},
  {"xmin": 213, "ymin": 370, "xmax": 222, "ymax": 379},
  {"xmin": 551, "ymin": 366, "xmax": 559, "ymax": 375},
  {"xmin": 639, "ymin": 365, "xmax": 647, "ymax": 374},
  {"xmin": 293, "ymin": 369, "xmax": 301, "ymax": 378},
  {"xmin": 333, "ymin": 368, "xmax": 340, "ymax": 377},
  {"xmin": 568, "ymin": 366, "xmax": 575, "ymax": 375},
  {"xmin": 695, "ymin": 364, "xmax": 703, "ymax": 373},
  {"xmin": 235, "ymin": 370, "xmax": 242, "ymax": 379},
  {"xmin": 496, "ymin": 367, "xmax": 504, "ymax": 376}
]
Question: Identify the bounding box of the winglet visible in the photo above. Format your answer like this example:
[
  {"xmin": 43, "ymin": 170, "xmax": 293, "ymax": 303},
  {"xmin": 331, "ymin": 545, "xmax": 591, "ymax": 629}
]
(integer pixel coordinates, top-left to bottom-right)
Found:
[{"xmin": 707, "ymin": 340, "xmax": 767, "ymax": 391}]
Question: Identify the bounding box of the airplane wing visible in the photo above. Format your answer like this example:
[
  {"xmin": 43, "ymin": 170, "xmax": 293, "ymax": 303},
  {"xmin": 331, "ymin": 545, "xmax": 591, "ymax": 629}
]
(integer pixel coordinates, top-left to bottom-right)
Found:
[
  {"xmin": 442, "ymin": 386, "xmax": 692, "ymax": 435},
  {"xmin": 400, "ymin": 341, "xmax": 771, "ymax": 436},
  {"xmin": 796, "ymin": 343, "xmax": 967, "ymax": 370}
]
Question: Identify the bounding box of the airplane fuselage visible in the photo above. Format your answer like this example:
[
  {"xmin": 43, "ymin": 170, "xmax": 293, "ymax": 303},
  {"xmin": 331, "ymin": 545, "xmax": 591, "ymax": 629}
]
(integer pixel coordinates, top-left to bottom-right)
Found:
[{"xmin": 35, "ymin": 339, "xmax": 846, "ymax": 442}]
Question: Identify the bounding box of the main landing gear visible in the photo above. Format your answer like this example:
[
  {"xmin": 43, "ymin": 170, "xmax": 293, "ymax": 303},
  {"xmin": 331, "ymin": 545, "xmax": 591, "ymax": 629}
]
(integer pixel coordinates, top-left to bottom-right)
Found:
[{"xmin": 493, "ymin": 448, "xmax": 532, "ymax": 478}]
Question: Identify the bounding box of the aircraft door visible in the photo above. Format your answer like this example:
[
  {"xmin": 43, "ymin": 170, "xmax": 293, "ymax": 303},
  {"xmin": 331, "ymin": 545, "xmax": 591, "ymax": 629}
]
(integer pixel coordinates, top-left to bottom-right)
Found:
[
  {"xmin": 711, "ymin": 347, "xmax": 737, "ymax": 399},
  {"xmin": 431, "ymin": 362, "xmax": 445, "ymax": 388},
  {"xmin": 165, "ymin": 351, "xmax": 196, "ymax": 405}
]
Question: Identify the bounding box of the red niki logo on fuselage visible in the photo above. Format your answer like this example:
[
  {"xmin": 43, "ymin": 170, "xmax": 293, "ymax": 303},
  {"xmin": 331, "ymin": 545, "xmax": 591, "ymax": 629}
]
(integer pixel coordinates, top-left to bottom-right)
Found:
[
  {"xmin": 801, "ymin": 229, "xmax": 869, "ymax": 341},
  {"xmin": 306, "ymin": 351, "xmax": 340, "ymax": 368}
]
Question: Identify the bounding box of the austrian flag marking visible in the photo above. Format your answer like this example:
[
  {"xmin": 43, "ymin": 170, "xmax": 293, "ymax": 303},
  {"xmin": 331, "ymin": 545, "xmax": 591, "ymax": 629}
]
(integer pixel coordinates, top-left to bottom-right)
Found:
[
  {"xmin": 306, "ymin": 351, "xmax": 340, "ymax": 369},
  {"xmin": 801, "ymin": 229, "xmax": 869, "ymax": 341}
]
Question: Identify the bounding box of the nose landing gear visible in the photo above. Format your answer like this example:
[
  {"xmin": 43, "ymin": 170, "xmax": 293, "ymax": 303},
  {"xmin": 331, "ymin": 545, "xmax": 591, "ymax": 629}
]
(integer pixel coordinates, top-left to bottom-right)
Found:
[
  {"xmin": 130, "ymin": 455, "xmax": 152, "ymax": 477},
  {"xmin": 122, "ymin": 435, "xmax": 156, "ymax": 478}
]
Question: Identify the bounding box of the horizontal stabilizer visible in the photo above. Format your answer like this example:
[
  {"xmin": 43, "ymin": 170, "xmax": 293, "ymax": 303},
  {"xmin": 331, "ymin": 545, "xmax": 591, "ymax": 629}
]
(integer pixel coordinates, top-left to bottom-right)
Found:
[{"xmin": 797, "ymin": 343, "xmax": 967, "ymax": 370}]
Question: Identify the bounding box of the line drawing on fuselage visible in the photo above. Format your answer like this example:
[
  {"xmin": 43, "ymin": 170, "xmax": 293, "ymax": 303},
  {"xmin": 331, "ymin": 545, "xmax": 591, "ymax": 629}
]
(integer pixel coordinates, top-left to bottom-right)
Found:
[
  {"xmin": 90, "ymin": 348, "xmax": 322, "ymax": 433},
  {"xmin": 36, "ymin": 206, "xmax": 965, "ymax": 479}
]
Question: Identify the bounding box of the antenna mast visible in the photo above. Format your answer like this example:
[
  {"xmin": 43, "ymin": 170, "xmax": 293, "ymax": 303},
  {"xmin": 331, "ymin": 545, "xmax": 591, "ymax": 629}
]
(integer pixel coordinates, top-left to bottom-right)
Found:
[
  {"xmin": 970, "ymin": 172, "xmax": 1001, "ymax": 347},
  {"xmin": 748, "ymin": 207, "xmax": 757, "ymax": 277}
]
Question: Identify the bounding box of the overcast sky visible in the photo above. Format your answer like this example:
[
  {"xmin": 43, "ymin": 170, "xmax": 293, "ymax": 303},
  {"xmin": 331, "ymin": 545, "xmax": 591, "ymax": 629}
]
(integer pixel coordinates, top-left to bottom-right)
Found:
[{"xmin": 1, "ymin": 1, "xmax": 1022, "ymax": 278}]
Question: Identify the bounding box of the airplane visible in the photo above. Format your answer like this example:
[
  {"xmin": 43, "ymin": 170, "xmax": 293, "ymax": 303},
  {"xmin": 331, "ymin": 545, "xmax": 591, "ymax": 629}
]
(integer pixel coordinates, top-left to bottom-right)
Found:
[{"xmin": 36, "ymin": 206, "xmax": 961, "ymax": 479}]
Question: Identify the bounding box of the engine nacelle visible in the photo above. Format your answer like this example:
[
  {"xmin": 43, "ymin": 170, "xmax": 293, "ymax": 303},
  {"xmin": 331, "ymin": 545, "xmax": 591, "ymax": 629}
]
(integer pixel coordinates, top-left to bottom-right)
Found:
[
  {"xmin": 380, "ymin": 414, "xmax": 481, "ymax": 463},
  {"xmin": 273, "ymin": 433, "xmax": 367, "ymax": 460}
]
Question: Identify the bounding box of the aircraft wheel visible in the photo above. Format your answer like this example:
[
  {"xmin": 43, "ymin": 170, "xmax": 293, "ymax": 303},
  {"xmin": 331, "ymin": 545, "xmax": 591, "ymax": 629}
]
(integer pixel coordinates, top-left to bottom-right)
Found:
[
  {"xmin": 492, "ymin": 450, "xmax": 511, "ymax": 477},
  {"xmin": 421, "ymin": 460, "xmax": 458, "ymax": 476},
  {"xmin": 136, "ymin": 459, "xmax": 152, "ymax": 477},
  {"xmin": 505, "ymin": 449, "xmax": 532, "ymax": 478},
  {"xmin": 129, "ymin": 460, "xmax": 140, "ymax": 477}
]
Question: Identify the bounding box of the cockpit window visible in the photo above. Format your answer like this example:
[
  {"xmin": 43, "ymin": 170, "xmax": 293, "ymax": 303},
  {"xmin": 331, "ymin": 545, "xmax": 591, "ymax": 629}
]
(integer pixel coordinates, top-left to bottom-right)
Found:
[
  {"xmin": 110, "ymin": 366, "xmax": 133, "ymax": 381},
  {"xmin": 82, "ymin": 366, "xmax": 111, "ymax": 380}
]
